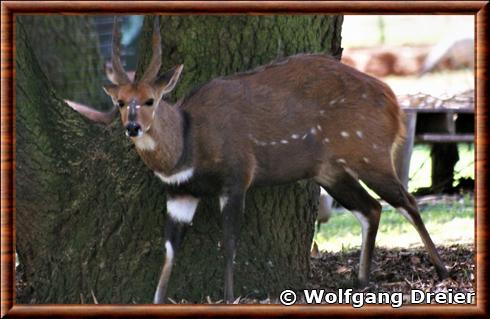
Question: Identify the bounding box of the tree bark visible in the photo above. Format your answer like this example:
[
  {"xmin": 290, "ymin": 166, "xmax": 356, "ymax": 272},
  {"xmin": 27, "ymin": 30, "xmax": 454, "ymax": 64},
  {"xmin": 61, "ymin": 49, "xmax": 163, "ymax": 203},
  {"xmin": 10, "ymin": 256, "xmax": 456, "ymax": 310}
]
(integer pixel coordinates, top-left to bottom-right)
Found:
[{"xmin": 16, "ymin": 15, "xmax": 343, "ymax": 303}]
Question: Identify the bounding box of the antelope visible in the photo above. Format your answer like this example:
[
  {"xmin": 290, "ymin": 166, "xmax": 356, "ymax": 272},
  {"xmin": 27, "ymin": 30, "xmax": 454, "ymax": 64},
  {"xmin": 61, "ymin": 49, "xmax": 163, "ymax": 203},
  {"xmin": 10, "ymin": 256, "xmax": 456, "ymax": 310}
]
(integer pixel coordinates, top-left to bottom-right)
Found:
[{"xmin": 65, "ymin": 17, "xmax": 448, "ymax": 304}]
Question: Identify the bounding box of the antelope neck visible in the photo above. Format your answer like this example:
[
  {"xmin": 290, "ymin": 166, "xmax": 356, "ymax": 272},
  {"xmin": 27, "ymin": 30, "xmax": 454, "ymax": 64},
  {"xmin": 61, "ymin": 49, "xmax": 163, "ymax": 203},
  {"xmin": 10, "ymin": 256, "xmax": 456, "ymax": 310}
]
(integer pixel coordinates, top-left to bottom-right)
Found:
[{"xmin": 138, "ymin": 103, "xmax": 189, "ymax": 175}]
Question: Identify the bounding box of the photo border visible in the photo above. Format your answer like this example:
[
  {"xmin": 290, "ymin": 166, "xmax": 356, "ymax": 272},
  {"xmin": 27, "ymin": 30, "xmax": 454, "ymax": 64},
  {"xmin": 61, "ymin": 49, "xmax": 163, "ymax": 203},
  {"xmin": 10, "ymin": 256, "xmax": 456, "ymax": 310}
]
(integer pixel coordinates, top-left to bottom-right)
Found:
[{"xmin": 1, "ymin": 1, "xmax": 488, "ymax": 317}]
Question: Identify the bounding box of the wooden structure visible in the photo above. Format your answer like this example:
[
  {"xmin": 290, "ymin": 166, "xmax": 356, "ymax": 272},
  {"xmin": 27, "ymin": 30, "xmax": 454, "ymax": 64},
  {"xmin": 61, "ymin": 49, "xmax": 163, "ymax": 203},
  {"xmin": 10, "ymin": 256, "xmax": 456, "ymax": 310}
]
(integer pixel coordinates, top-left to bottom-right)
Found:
[{"xmin": 395, "ymin": 92, "xmax": 474, "ymax": 190}]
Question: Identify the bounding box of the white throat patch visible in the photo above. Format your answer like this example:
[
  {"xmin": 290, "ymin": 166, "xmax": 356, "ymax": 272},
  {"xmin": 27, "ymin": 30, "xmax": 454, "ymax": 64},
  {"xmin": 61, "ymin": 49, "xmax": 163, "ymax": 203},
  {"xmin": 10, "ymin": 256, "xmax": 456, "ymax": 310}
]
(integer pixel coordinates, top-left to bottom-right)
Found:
[
  {"xmin": 167, "ymin": 196, "xmax": 199, "ymax": 224},
  {"xmin": 133, "ymin": 134, "xmax": 156, "ymax": 151},
  {"xmin": 155, "ymin": 168, "xmax": 194, "ymax": 185}
]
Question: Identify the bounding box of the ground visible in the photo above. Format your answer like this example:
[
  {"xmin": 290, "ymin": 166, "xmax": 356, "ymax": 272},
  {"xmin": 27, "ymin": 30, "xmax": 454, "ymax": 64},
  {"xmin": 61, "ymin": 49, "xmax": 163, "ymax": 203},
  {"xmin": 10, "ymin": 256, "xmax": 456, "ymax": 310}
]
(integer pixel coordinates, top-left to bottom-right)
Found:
[{"xmin": 163, "ymin": 244, "xmax": 475, "ymax": 304}]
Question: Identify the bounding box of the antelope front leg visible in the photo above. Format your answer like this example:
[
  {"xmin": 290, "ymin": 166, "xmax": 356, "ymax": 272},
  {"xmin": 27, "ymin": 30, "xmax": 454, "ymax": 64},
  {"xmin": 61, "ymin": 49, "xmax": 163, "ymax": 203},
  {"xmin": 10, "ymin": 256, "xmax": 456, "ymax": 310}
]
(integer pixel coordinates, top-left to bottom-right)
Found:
[
  {"xmin": 221, "ymin": 192, "xmax": 245, "ymax": 304},
  {"xmin": 154, "ymin": 195, "xmax": 199, "ymax": 304}
]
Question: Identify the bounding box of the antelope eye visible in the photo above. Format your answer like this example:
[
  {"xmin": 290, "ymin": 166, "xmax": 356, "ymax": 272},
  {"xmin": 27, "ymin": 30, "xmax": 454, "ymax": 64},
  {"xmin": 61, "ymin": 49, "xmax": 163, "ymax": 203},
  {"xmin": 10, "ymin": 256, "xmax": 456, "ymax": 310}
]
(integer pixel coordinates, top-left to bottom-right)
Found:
[
  {"xmin": 144, "ymin": 99, "xmax": 154, "ymax": 106},
  {"xmin": 117, "ymin": 100, "xmax": 125, "ymax": 108}
]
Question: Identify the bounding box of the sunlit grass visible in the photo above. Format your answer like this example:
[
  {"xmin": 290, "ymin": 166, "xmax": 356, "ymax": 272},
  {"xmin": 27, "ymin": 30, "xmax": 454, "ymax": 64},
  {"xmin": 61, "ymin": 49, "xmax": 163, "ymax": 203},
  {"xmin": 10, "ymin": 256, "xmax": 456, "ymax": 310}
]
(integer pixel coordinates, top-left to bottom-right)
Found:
[
  {"xmin": 408, "ymin": 143, "xmax": 474, "ymax": 192},
  {"xmin": 315, "ymin": 197, "xmax": 474, "ymax": 252},
  {"xmin": 315, "ymin": 143, "xmax": 475, "ymax": 252}
]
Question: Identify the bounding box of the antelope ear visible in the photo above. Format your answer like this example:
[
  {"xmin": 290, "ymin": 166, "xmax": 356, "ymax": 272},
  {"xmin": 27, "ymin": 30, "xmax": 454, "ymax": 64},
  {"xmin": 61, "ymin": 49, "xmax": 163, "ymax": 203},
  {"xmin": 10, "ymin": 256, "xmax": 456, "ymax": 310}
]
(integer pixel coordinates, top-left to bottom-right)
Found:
[
  {"xmin": 104, "ymin": 61, "xmax": 118, "ymax": 84},
  {"xmin": 154, "ymin": 64, "xmax": 184, "ymax": 96},
  {"xmin": 102, "ymin": 84, "xmax": 120, "ymax": 100},
  {"xmin": 64, "ymin": 99, "xmax": 118, "ymax": 125}
]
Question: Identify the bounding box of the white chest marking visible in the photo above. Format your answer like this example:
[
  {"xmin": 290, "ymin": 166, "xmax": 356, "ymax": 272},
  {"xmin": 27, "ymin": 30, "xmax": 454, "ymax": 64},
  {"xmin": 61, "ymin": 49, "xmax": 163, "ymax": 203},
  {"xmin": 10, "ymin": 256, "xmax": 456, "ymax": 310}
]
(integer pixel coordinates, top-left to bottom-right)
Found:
[
  {"xmin": 167, "ymin": 196, "xmax": 199, "ymax": 223},
  {"xmin": 134, "ymin": 134, "xmax": 156, "ymax": 151},
  {"xmin": 155, "ymin": 168, "xmax": 194, "ymax": 185}
]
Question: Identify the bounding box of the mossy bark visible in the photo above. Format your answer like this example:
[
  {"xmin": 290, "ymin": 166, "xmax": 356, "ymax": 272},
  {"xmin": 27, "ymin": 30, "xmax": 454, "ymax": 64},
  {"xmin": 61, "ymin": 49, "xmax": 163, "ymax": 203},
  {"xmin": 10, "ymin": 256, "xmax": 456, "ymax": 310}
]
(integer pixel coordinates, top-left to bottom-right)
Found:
[{"xmin": 16, "ymin": 15, "xmax": 343, "ymax": 303}]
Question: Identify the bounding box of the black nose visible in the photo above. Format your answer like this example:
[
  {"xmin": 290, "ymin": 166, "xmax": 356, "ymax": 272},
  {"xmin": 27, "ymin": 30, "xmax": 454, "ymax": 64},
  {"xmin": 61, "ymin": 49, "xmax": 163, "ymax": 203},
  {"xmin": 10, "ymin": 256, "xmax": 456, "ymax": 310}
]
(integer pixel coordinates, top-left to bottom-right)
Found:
[{"xmin": 125, "ymin": 122, "xmax": 141, "ymax": 137}]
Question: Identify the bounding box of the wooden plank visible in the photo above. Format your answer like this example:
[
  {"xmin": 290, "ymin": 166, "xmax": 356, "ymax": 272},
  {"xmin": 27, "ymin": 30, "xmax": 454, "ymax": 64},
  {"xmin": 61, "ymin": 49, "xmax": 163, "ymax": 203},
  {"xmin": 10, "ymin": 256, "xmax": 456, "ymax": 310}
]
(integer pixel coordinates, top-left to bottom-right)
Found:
[
  {"xmin": 415, "ymin": 134, "xmax": 474, "ymax": 143},
  {"xmin": 402, "ymin": 107, "xmax": 474, "ymax": 114}
]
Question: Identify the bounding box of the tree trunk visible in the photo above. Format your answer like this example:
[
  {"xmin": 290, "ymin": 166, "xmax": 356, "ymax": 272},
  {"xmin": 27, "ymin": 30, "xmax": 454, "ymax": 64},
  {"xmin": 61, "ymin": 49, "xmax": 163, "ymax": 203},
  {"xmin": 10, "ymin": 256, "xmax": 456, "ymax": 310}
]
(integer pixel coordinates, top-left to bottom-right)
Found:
[{"xmin": 16, "ymin": 15, "xmax": 343, "ymax": 303}]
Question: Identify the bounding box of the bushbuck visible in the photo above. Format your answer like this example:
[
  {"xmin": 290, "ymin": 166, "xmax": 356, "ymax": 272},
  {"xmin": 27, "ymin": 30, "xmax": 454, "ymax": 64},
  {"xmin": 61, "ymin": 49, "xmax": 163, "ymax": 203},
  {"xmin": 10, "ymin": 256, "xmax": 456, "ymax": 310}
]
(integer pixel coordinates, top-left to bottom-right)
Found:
[{"xmin": 65, "ymin": 17, "xmax": 448, "ymax": 304}]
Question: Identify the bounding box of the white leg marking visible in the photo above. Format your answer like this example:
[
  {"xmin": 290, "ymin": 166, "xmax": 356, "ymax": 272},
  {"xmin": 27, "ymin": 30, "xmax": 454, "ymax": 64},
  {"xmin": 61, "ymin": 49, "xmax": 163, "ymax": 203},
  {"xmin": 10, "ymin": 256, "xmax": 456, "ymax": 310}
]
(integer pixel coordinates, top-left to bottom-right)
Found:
[
  {"xmin": 155, "ymin": 168, "xmax": 194, "ymax": 185},
  {"xmin": 340, "ymin": 131, "xmax": 350, "ymax": 138},
  {"xmin": 356, "ymin": 130, "xmax": 364, "ymax": 138},
  {"xmin": 165, "ymin": 240, "xmax": 174, "ymax": 262},
  {"xmin": 133, "ymin": 134, "xmax": 156, "ymax": 151},
  {"xmin": 352, "ymin": 211, "xmax": 370, "ymax": 239},
  {"xmin": 398, "ymin": 207, "xmax": 414, "ymax": 225},
  {"xmin": 167, "ymin": 196, "xmax": 199, "ymax": 223},
  {"xmin": 220, "ymin": 196, "xmax": 228, "ymax": 211}
]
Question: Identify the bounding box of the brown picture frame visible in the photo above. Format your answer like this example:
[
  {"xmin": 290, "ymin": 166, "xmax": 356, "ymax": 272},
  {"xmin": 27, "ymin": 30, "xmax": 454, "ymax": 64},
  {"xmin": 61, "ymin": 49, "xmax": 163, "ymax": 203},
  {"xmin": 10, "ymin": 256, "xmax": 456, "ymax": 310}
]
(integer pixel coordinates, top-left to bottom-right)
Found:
[{"xmin": 1, "ymin": 1, "xmax": 488, "ymax": 317}]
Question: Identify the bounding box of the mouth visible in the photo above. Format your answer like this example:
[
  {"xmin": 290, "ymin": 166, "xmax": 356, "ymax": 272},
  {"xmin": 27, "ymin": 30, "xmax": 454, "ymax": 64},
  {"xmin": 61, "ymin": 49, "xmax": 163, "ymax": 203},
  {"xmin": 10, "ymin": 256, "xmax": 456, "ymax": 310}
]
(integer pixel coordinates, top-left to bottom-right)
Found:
[{"xmin": 126, "ymin": 130, "xmax": 144, "ymax": 138}]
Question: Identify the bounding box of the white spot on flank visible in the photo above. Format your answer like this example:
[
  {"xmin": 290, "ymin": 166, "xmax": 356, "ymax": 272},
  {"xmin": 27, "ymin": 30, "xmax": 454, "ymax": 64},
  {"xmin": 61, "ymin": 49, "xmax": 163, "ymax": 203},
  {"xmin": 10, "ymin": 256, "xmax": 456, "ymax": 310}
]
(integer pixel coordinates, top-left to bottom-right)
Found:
[
  {"xmin": 337, "ymin": 158, "xmax": 346, "ymax": 164},
  {"xmin": 219, "ymin": 196, "xmax": 228, "ymax": 211},
  {"xmin": 167, "ymin": 196, "xmax": 199, "ymax": 223},
  {"xmin": 302, "ymin": 133, "xmax": 309, "ymax": 139},
  {"xmin": 362, "ymin": 93, "xmax": 368, "ymax": 99},
  {"xmin": 133, "ymin": 134, "xmax": 156, "ymax": 151},
  {"xmin": 310, "ymin": 127, "xmax": 317, "ymax": 135},
  {"xmin": 281, "ymin": 140, "xmax": 288, "ymax": 144},
  {"xmin": 323, "ymin": 137, "xmax": 330, "ymax": 143},
  {"xmin": 291, "ymin": 134, "xmax": 300, "ymax": 139},
  {"xmin": 340, "ymin": 131, "xmax": 349, "ymax": 138},
  {"xmin": 320, "ymin": 110, "xmax": 326, "ymax": 115},
  {"xmin": 363, "ymin": 157, "xmax": 370, "ymax": 163},
  {"xmin": 340, "ymin": 98, "xmax": 346, "ymax": 103},
  {"xmin": 155, "ymin": 168, "xmax": 194, "ymax": 185},
  {"xmin": 329, "ymin": 99, "xmax": 337, "ymax": 105},
  {"xmin": 165, "ymin": 241, "xmax": 174, "ymax": 262},
  {"xmin": 270, "ymin": 141, "xmax": 277, "ymax": 145},
  {"xmin": 356, "ymin": 130, "xmax": 364, "ymax": 138},
  {"xmin": 317, "ymin": 125, "xmax": 322, "ymax": 131},
  {"xmin": 372, "ymin": 143, "xmax": 378, "ymax": 149}
]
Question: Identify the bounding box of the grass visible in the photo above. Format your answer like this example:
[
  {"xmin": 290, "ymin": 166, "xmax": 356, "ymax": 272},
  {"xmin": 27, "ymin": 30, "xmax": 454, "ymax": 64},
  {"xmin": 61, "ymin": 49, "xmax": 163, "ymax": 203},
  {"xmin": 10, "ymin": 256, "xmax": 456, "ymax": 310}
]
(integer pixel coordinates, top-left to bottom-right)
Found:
[
  {"xmin": 315, "ymin": 143, "xmax": 474, "ymax": 252},
  {"xmin": 408, "ymin": 143, "xmax": 474, "ymax": 192},
  {"xmin": 315, "ymin": 197, "xmax": 474, "ymax": 252}
]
